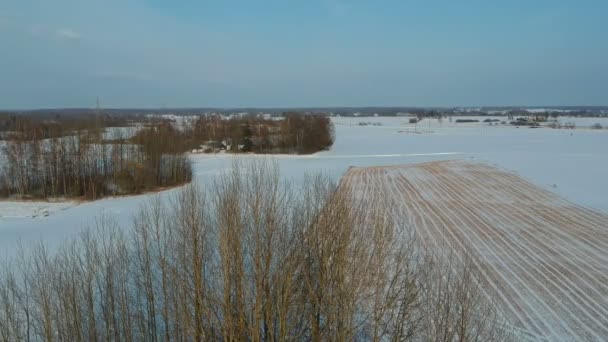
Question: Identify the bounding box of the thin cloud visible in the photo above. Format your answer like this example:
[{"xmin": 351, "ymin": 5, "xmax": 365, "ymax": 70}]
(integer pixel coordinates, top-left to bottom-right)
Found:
[
  {"xmin": 93, "ymin": 71, "xmax": 153, "ymax": 82},
  {"xmin": 28, "ymin": 25, "xmax": 83, "ymax": 41},
  {"xmin": 56, "ymin": 28, "xmax": 82, "ymax": 40}
]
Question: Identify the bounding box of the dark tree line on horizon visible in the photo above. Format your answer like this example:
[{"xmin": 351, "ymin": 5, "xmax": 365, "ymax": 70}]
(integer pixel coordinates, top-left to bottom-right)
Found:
[{"xmin": 0, "ymin": 113, "xmax": 137, "ymax": 140}]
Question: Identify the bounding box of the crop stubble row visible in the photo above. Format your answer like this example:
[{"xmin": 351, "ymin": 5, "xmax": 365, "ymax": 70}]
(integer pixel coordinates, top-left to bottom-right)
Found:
[{"xmin": 341, "ymin": 160, "xmax": 608, "ymax": 341}]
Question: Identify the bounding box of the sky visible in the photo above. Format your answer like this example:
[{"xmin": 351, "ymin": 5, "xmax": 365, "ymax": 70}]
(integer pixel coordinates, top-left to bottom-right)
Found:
[{"xmin": 0, "ymin": 0, "xmax": 607, "ymax": 109}]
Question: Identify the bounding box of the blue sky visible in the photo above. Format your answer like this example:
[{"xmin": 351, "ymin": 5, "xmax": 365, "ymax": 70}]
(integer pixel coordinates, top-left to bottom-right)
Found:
[{"xmin": 1, "ymin": 0, "xmax": 606, "ymax": 108}]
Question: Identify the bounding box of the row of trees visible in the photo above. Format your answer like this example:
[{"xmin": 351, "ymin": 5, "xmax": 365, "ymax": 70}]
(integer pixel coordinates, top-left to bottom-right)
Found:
[
  {"xmin": 0, "ymin": 123, "xmax": 191, "ymax": 199},
  {"xmin": 0, "ymin": 112, "xmax": 331, "ymax": 199},
  {"xmin": 0, "ymin": 113, "xmax": 136, "ymax": 141},
  {"xmin": 191, "ymin": 113, "xmax": 334, "ymax": 154},
  {"xmin": 0, "ymin": 162, "xmax": 510, "ymax": 341}
]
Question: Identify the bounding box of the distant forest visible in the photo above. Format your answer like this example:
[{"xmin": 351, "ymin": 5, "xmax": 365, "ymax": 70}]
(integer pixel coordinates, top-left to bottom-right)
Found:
[{"xmin": 0, "ymin": 112, "xmax": 333, "ymax": 200}]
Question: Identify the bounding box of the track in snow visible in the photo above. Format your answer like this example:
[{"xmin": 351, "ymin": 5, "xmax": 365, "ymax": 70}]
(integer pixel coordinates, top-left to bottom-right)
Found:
[{"xmin": 341, "ymin": 160, "xmax": 608, "ymax": 341}]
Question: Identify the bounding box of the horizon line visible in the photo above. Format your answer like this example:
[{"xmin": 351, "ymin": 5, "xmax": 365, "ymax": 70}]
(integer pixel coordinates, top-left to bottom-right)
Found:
[{"xmin": 3, "ymin": 105, "xmax": 608, "ymax": 112}]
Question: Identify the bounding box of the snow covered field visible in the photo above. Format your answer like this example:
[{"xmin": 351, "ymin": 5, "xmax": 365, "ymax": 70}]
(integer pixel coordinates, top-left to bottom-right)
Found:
[
  {"xmin": 1, "ymin": 116, "xmax": 607, "ymax": 259},
  {"xmin": 342, "ymin": 160, "xmax": 608, "ymax": 341},
  {"xmin": 0, "ymin": 201, "xmax": 77, "ymax": 219}
]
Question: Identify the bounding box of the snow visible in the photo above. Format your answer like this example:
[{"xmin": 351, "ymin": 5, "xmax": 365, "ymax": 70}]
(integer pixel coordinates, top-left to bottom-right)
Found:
[
  {"xmin": 1, "ymin": 116, "xmax": 608, "ymax": 258},
  {"xmin": 552, "ymin": 116, "xmax": 608, "ymax": 128},
  {"xmin": 341, "ymin": 161, "xmax": 608, "ymax": 341},
  {"xmin": 103, "ymin": 125, "xmax": 140, "ymax": 139},
  {"xmin": 526, "ymin": 108, "xmax": 574, "ymax": 113},
  {"xmin": 0, "ymin": 201, "xmax": 77, "ymax": 219}
]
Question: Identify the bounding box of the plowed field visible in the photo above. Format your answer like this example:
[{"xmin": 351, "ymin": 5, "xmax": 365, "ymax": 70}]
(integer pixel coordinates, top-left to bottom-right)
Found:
[{"xmin": 341, "ymin": 160, "xmax": 608, "ymax": 341}]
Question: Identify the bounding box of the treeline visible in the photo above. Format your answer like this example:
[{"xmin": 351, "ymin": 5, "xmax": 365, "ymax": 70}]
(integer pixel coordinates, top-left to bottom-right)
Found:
[
  {"xmin": 0, "ymin": 162, "xmax": 510, "ymax": 341},
  {"xmin": 0, "ymin": 112, "xmax": 334, "ymax": 154},
  {"xmin": 0, "ymin": 112, "xmax": 137, "ymax": 140},
  {"xmin": 191, "ymin": 113, "xmax": 334, "ymax": 154},
  {"xmin": 0, "ymin": 122, "xmax": 191, "ymax": 199},
  {"xmin": 0, "ymin": 112, "xmax": 331, "ymax": 199}
]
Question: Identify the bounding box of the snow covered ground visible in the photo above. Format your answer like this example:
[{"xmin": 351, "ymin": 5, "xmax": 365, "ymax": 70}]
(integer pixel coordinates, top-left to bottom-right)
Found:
[
  {"xmin": 552, "ymin": 116, "xmax": 608, "ymax": 128},
  {"xmin": 342, "ymin": 160, "xmax": 608, "ymax": 341},
  {"xmin": 0, "ymin": 201, "xmax": 77, "ymax": 219},
  {"xmin": 1, "ymin": 116, "xmax": 607, "ymax": 258}
]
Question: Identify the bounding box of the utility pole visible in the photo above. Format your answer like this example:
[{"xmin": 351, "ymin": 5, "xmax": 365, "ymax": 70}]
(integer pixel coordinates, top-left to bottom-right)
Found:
[{"xmin": 95, "ymin": 96, "xmax": 102, "ymax": 141}]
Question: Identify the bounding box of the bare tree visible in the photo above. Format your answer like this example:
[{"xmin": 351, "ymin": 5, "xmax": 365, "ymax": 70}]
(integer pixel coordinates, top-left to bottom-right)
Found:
[{"xmin": 0, "ymin": 160, "xmax": 510, "ymax": 341}]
